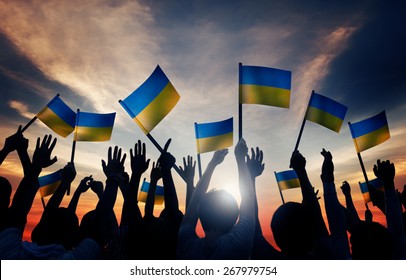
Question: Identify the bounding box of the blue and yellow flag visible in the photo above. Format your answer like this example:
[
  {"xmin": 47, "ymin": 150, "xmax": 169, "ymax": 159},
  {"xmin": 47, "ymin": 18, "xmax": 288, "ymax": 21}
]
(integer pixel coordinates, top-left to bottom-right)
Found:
[
  {"xmin": 74, "ymin": 111, "xmax": 116, "ymax": 141},
  {"xmin": 359, "ymin": 178, "xmax": 384, "ymax": 204},
  {"xmin": 275, "ymin": 170, "xmax": 301, "ymax": 191},
  {"xmin": 138, "ymin": 179, "xmax": 164, "ymax": 205},
  {"xmin": 349, "ymin": 111, "xmax": 390, "ymax": 153},
  {"xmin": 240, "ymin": 65, "xmax": 291, "ymax": 108},
  {"xmin": 195, "ymin": 117, "xmax": 233, "ymax": 154},
  {"xmin": 305, "ymin": 92, "xmax": 348, "ymax": 133},
  {"xmin": 119, "ymin": 65, "xmax": 180, "ymax": 134},
  {"xmin": 38, "ymin": 169, "xmax": 62, "ymax": 198},
  {"xmin": 36, "ymin": 94, "xmax": 76, "ymax": 137}
]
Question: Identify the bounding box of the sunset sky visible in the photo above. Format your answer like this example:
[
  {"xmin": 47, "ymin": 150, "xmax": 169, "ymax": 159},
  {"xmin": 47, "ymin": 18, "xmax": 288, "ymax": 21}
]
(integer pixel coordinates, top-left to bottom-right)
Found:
[{"xmin": 0, "ymin": 0, "xmax": 405, "ymax": 247}]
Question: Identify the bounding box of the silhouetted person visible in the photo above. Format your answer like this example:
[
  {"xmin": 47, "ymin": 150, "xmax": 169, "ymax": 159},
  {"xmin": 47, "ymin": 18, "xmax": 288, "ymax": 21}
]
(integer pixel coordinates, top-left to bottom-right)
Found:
[
  {"xmin": 0, "ymin": 176, "xmax": 12, "ymax": 230},
  {"xmin": 177, "ymin": 138, "xmax": 256, "ymax": 259}
]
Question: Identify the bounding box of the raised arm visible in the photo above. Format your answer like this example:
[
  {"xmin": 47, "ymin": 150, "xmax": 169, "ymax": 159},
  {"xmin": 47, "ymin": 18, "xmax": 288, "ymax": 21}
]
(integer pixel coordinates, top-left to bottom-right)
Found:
[
  {"xmin": 67, "ymin": 175, "xmax": 93, "ymax": 213},
  {"xmin": 5, "ymin": 135, "xmax": 57, "ymax": 232},
  {"xmin": 121, "ymin": 140, "xmax": 149, "ymax": 226},
  {"xmin": 373, "ymin": 159, "xmax": 406, "ymax": 259},
  {"xmin": 181, "ymin": 149, "xmax": 228, "ymax": 227},
  {"xmin": 45, "ymin": 162, "xmax": 76, "ymax": 210},
  {"xmin": 178, "ymin": 156, "xmax": 196, "ymax": 211},
  {"xmin": 144, "ymin": 161, "xmax": 162, "ymax": 219},
  {"xmin": 158, "ymin": 139, "xmax": 180, "ymax": 217},
  {"xmin": 320, "ymin": 148, "xmax": 350, "ymax": 259},
  {"xmin": 340, "ymin": 181, "xmax": 360, "ymax": 220},
  {"xmin": 290, "ymin": 150, "xmax": 329, "ymax": 237}
]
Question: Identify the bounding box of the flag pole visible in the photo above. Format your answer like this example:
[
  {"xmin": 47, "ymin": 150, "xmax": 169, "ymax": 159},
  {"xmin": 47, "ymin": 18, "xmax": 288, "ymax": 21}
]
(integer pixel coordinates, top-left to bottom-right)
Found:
[
  {"xmin": 238, "ymin": 62, "xmax": 243, "ymax": 140},
  {"xmin": 21, "ymin": 116, "xmax": 38, "ymax": 133},
  {"xmin": 293, "ymin": 90, "xmax": 314, "ymax": 152},
  {"xmin": 41, "ymin": 197, "xmax": 46, "ymax": 209},
  {"xmin": 145, "ymin": 133, "xmax": 186, "ymax": 183},
  {"xmin": 68, "ymin": 109, "xmax": 80, "ymax": 196},
  {"xmin": 194, "ymin": 122, "xmax": 203, "ymax": 179},
  {"xmin": 348, "ymin": 121, "xmax": 370, "ymax": 185},
  {"xmin": 275, "ymin": 172, "xmax": 285, "ymax": 204}
]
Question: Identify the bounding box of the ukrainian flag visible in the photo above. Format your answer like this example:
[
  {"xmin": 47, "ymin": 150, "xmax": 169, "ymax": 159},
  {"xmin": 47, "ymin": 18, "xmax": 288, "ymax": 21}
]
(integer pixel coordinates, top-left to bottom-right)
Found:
[
  {"xmin": 275, "ymin": 170, "xmax": 301, "ymax": 191},
  {"xmin": 359, "ymin": 178, "xmax": 383, "ymax": 204},
  {"xmin": 74, "ymin": 111, "xmax": 116, "ymax": 141},
  {"xmin": 38, "ymin": 170, "xmax": 62, "ymax": 198},
  {"xmin": 195, "ymin": 117, "xmax": 233, "ymax": 154},
  {"xmin": 36, "ymin": 94, "xmax": 76, "ymax": 137},
  {"xmin": 138, "ymin": 180, "xmax": 164, "ymax": 205},
  {"xmin": 349, "ymin": 111, "xmax": 390, "ymax": 153},
  {"xmin": 119, "ymin": 65, "xmax": 180, "ymax": 134},
  {"xmin": 305, "ymin": 92, "xmax": 348, "ymax": 133},
  {"xmin": 240, "ymin": 65, "xmax": 291, "ymax": 108}
]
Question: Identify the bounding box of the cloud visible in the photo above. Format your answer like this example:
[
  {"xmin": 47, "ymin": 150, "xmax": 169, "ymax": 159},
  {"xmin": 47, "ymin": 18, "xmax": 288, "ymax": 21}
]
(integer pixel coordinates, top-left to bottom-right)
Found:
[{"xmin": 8, "ymin": 100, "xmax": 35, "ymax": 119}]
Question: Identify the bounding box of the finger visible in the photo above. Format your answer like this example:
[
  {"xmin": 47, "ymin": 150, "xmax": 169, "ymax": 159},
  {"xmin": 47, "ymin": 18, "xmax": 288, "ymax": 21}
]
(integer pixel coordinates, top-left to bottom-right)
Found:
[
  {"xmin": 36, "ymin": 137, "xmax": 40, "ymax": 150},
  {"xmin": 163, "ymin": 138, "xmax": 172, "ymax": 152},
  {"xmin": 142, "ymin": 142, "xmax": 146, "ymax": 156},
  {"xmin": 17, "ymin": 125, "xmax": 22, "ymax": 133},
  {"xmin": 183, "ymin": 157, "xmax": 187, "ymax": 167},
  {"xmin": 256, "ymin": 147, "xmax": 260, "ymax": 160},
  {"xmin": 113, "ymin": 146, "xmax": 119, "ymax": 160},
  {"xmin": 49, "ymin": 137, "xmax": 57, "ymax": 151},
  {"xmin": 117, "ymin": 147, "xmax": 122, "ymax": 161},
  {"xmin": 49, "ymin": 156, "xmax": 57, "ymax": 165},
  {"xmin": 121, "ymin": 153, "xmax": 127, "ymax": 165},
  {"xmin": 108, "ymin": 146, "xmax": 112, "ymax": 162},
  {"xmin": 145, "ymin": 158, "xmax": 150, "ymax": 168},
  {"xmin": 130, "ymin": 148, "xmax": 134, "ymax": 159},
  {"xmin": 102, "ymin": 159, "xmax": 106, "ymax": 169}
]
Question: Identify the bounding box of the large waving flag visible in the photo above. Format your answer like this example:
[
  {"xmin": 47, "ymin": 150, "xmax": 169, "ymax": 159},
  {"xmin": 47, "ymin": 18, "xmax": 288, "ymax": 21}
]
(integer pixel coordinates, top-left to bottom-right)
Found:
[
  {"xmin": 305, "ymin": 92, "xmax": 348, "ymax": 133},
  {"xmin": 275, "ymin": 170, "xmax": 301, "ymax": 191},
  {"xmin": 74, "ymin": 111, "xmax": 116, "ymax": 141},
  {"xmin": 239, "ymin": 65, "xmax": 292, "ymax": 108},
  {"xmin": 138, "ymin": 179, "xmax": 164, "ymax": 205},
  {"xmin": 119, "ymin": 65, "xmax": 180, "ymax": 134},
  {"xmin": 349, "ymin": 111, "xmax": 390, "ymax": 153},
  {"xmin": 36, "ymin": 94, "xmax": 76, "ymax": 137},
  {"xmin": 359, "ymin": 178, "xmax": 384, "ymax": 204},
  {"xmin": 38, "ymin": 170, "xmax": 62, "ymax": 198},
  {"xmin": 195, "ymin": 117, "xmax": 233, "ymax": 154}
]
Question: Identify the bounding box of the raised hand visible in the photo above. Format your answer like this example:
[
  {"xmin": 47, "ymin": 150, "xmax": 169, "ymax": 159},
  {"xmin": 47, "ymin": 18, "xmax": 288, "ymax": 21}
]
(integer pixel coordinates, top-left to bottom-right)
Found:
[
  {"xmin": 2, "ymin": 125, "xmax": 25, "ymax": 154},
  {"xmin": 130, "ymin": 140, "xmax": 150, "ymax": 177},
  {"xmin": 179, "ymin": 156, "xmax": 196, "ymax": 185},
  {"xmin": 234, "ymin": 138, "xmax": 248, "ymax": 162},
  {"xmin": 320, "ymin": 148, "xmax": 334, "ymax": 183},
  {"xmin": 77, "ymin": 175, "xmax": 93, "ymax": 193},
  {"xmin": 340, "ymin": 181, "xmax": 351, "ymax": 196},
  {"xmin": 246, "ymin": 147, "xmax": 265, "ymax": 179},
  {"xmin": 61, "ymin": 162, "xmax": 76, "ymax": 184},
  {"xmin": 159, "ymin": 139, "xmax": 176, "ymax": 170},
  {"xmin": 90, "ymin": 180, "xmax": 104, "ymax": 199},
  {"xmin": 151, "ymin": 161, "xmax": 162, "ymax": 183},
  {"xmin": 32, "ymin": 134, "xmax": 57, "ymax": 174},
  {"xmin": 102, "ymin": 146, "xmax": 126, "ymax": 180},
  {"xmin": 290, "ymin": 150, "xmax": 306, "ymax": 171},
  {"xmin": 373, "ymin": 159, "xmax": 395, "ymax": 189}
]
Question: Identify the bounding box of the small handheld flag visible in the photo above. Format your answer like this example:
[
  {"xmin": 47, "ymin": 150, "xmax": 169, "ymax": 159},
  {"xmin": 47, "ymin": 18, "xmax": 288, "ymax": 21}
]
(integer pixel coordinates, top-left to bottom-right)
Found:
[
  {"xmin": 74, "ymin": 111, "xmax": 116, "ymax": 142},
  {"xmin": 38, "ymin": 169, "xmax": 62, "ymax": 198},
  {"xmin": 138, "ymin": 179, "xmax": 164, "ymax": 205},
  {"xmin": 195, "ymin": 117, "xmax": 233, "ymax": 154},
  {"xmin": 349, "ymin": 111, "xmax": 390, "ymax": 153},
  {"xmin": 359, "ymin": 178, "xmax": 384, "ymax": 204},
  {"xmin": 305, "ymin": 91, "xmax": 348, "ymax": 133},
  {"xmin": 22, "ymin": 94, "xmax": 76, "ymax": 137},
  {"xmin": 274, "ymin": 170, "xmax": 301, "ymax": 204},
  {"xmin": 119, "ymin": 65, "xmax": 180, "ymax": 134}
]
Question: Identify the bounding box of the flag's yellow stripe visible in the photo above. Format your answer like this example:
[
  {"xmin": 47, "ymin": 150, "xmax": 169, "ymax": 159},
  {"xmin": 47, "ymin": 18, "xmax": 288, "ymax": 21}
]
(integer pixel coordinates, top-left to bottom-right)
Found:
[
  {"xmin": 277, "ymin": 178, "xmax": 301, "ymax": 191},
  {"xmin": 305, "ymin": 106, "xmax": 344, "ymax": 132},
  {"xmin": 39, "ymin": 181, "xmax": 61, "ymax": 198},
  {"xmin": 74, "ymin": 127, "xmax": 113, "ymax": 141},
  {"xmin": 196, "ymin": 132, "xmax": 233, "ymax": 154},
  {"xmin": 134, "ymin": 82, "xmax": 180, "ymax": 134},
  {"xmin": 354, "ymin": 125, "xmax": 390, "ymax": 153},
  {"xmin": 363, "ymin": 192, "xmax": 371, "ymax": 204},
  {"xmin": 37, "ymin": 107, "xmax": 74, "ymax": 138},
  {"xmin": 240, "ymin": 84, "xmax": 290, "ymax": 108},
  {"xmin": 138, "ymin": 191, "xmax": 164, "ymax": 205}
]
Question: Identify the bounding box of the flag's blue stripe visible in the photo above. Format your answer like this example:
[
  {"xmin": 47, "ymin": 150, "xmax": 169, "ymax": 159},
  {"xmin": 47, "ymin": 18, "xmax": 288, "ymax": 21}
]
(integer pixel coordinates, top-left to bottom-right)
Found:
[
  {"xmin": 195, "ymin": 118, "xmax": 233, "ymax": 139},
  {"xmin": 140, "ymin": 180, "xmax": 164, "ymax": 195},
  {"xmin": 350, "ymin": 111, "xmax": 387, "ymax": 138},
  {"xmin": 275, "ymin": 170, "xmax": 298, "ymax": 182},
  {"xmin": 48, "ymin": 97, "xmax": 76, "ymax": 127},
  {"xmin": 359, "ymin": 181, "xmax": 369, "ymax": 194},
  {"xmin": 122, "ymin": 65, "xmax": 169, "ymax": 117},
  {"xmin": 38, "ymin": 170, "xmax": 62, "ymax": 187},
  {"xmin": 309, "ymin": 92, "xmax": 347, "ymax": 120},
  {"xmin": 77, "ymin": 112, "xmax": 115, "ymax": 127},
  {"xmin": 241, "ymin": 65, "xmax": 291, "ymax": 90},
  {"xmin": 360, "ymin": 178, "xmax": 382, "ymax": 192}
]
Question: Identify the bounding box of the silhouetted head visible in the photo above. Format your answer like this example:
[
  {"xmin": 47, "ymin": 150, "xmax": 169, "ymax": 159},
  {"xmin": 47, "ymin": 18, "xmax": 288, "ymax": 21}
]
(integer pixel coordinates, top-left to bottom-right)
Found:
[
  {"xmin": 32, "ymin": 207, "xmax": 79, "ymax": 250},
  {"xmin": 271, "ymin": 202, "xmax": 317, "ymax": 256},
  {"xmin": 350, "ymin": 221, "xmax": 394, "ymax": 260},
  {"xmin": 0, "ymin": 176, "xmax": 12, "ymax": 210},
  {"xmin": 198, "ymin": 190, "xmax": 239, "ymax": 234}
]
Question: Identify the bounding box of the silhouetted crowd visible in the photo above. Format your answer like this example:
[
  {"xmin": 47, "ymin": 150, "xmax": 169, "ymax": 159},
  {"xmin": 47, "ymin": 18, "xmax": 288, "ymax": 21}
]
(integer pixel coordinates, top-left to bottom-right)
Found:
[{"xmin": 1, "ymin": 127, "xmax": 405, "ymax": 259}]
